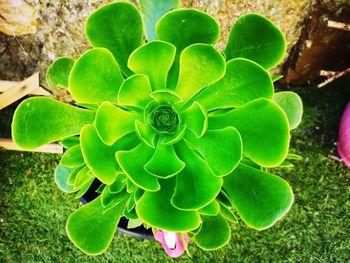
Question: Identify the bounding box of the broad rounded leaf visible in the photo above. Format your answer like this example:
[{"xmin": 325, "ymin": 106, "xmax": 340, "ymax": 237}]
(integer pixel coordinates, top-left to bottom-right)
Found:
[
  {"xmin": 198, "ymin": 200, "xmax": 220, "ymax": 216},
  {"xmin": 116, "ymin": 144, "xmax": 160, "ymax": 191},
  {"xmin": 194, "ymin": 214, "xmax": 231, "ymax": 250},
  {"xmin": 182, "ymin": 102, "xmax": 207, "ymax": 138},
  {"xmin": 66, "ymin": 196, "xmax": 127, "ymax": 255},
  {"xmin": 136, "ymin": 177, "xmax": 201, "ymax": 232},
  {"xmin": 46, "ymin": 57, "xmax": 74, "ymax": 89},
  {"xmin": 224, "ymin": 164, "xmax": 293, "ymax": 230},
  {"xmin": 185, "ymin": 127, "xmax": 242, "ymax": 176},
  {"xmin": 69, "ymin": 48, "xmax": 123, "ymax": 104},
  {"xmin": 176, "ymin": 44, "xmax": 225, "ymax": 101},
  {"xmin": 60, "ymin": 144, "xmax": 84, "ymax": 168},
  {"xmin": 273, "ymin": 91, "xmax": 303, "ymax": 130},
  {"xmin": 85, "ymin": 2, "xmax": 143, "ymax": 75},
  {"xmin": 144, "ymin": 143, "xmax": 185, "ymax": 178},
  {"xmin": 209, "ymin": 98, "xmax": 290, "ymax": 167},
  {"xmin": 12, "ymin": 97, "xmax": 95, "ymax": 149},
  {"xmin": 156, "ymin": 9, "xmax": 219, "ymax": 52},
  {"xmin": 139, "ymin": 0, "xmax": 180, "ymax": 40},
  {"xmin": 118, "ymin": 74, "xmax": 152, "ymax": 109},
  {"xmin": 224, "ymin": 14, "xmax": 286, "ymax": 69},
  {"xmin": 95, "ymin": 102, "xmax": 138, "ymax": 145},
  {"xmin": 128, "ymin": 41, "xmax": 176, "ymax": 90},
  {"xmin": 54, "ymin": 165, "xmax": 75, "ymax": 193},
  {"xmin": 80, "ymin": 124, "xmax": 138, "ymax": 185},
  {"xmin": 172, "ymin": 140, "xmax": 222, "ymax": 210},
  {"xmin": 195, "ymin": 58, "xmax": 274, "ymax": 110}
]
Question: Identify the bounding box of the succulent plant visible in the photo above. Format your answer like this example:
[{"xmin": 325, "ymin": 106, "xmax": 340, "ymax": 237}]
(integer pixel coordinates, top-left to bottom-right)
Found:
[{"xmin": 11, "ymin": 1, "xmax": 303, "ymax": 256}]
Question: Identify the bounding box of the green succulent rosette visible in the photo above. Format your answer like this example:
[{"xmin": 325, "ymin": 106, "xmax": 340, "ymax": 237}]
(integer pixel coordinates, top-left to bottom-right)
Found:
[{"xmin": 12, "ymin": 1, "xmax": 303, "ymax": 256}]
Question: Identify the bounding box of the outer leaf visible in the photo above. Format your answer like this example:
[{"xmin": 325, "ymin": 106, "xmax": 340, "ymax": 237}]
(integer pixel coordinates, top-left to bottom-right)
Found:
[
  {"xmin": 185, "ymin": 127, "xmax": 242, "ymax": 177},
  {"xmin": 156, "ymin": 9, "xmax": 220, "ymax": 89},
  {"xmin": 138, "ymin": 0, "xmax": 180, "ymax": 40},
  {"xmin": 95, "ymin": 102, "xmax": 138, "ymax": 146},
  {"xmin": 273, "ymin": 91, "xmax": 303, "ymax": 130},
  {"xmin": 68, "ymin": 165, "xmax": 84, "ymax": 185},
  {"xmin": 46, "ymin": 57, "xmax": 74, "ymax": 89},
  {"xmin": 60, "ymin": 144, "xmax": 84, "ymax": 168},
  {"xmin": 136, "ymin": 177, "xmax": 201, "ymax": 232},
  {"xmin": 181, "ymin": 102, "xmax": 207, "ymax": 138},
  {"xmin": 85, "ymin": 2, "xmax": 143, "ymax": 75},
  {"xmin": 66, "ymin": 196, "xmax": 127, "ymax": 255},
  {"xmin": 109, "ymin": 173, "xmax": 126, "ymax": 194},
  {"xmin": 74, "ymin": 165, "xmax": 94, "ymax": 189},
  {"xmin": 69, "ymin": 48, "xmax": 123, "ymax": 104},
  {"xmin": 209, "ymin": 98, "xmax": 290, "ymax": 167},
  {"xmin": 224, "ymin": 14, "xmax": 286, "ymax": 69},
  {"xmin": 59, "ymin": 136, "xmax": 80, "ymax": 149},
  {"xmin": 116, "ymin": 144, "xmax": 160, "ymax": 191},
  {"xmin": 176, "ymin": 44, "xmax": 225, "ymax": 101},
  {"xmin": 12, "ymin": 97, "xmax": 95, "ymax": 149},
  {"xmin": 219, "ymin": 202, "xmax": 238, "ymax": 223},
  {"xmin": 195, "ymin": 58, "xmax": 274, "ymax": 110},
  {"xmin": 194, "ymin": 214, "xmax": 231, "ymax": 250},
  {"xmin": 128, "ymin": 41, "xmax": 176, "ymax": 90},
  {"xmin": 117, "ymin": 74, "xmax": 152, "ymax": 108},
  {"xmin": 198, "ymin": 200, "xmax": 220, "ymax": 216},
  {"xmin": 74, "ymin": 178, "xmax": 94, "ymax": 199},
  {"xmin": 54, "ymin": 165, "xmax": 75, "ymax": 193},
  {"xmin": 156, "ymin": 9, "xmax": 219, "ymax": 52},
  {"xmin": 144, "ymin": 142, "xmax": 185, "ymax": 178},
  {"xmin": 223, "ymin": 164, "xmax": 294, "ymax": 230},
  {"xmin": 172, "ymin": 140, "xmax": 222, "ymax": 210},
  {"xmin": 80, "ymin": 124, "xmax": 138, "ymax": 185}
]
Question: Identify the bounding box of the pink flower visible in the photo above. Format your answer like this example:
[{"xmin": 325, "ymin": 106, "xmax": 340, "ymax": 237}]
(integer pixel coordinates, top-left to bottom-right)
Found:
[
  {"xmin": 154, "ymin": 230, "xmax": 189, "ymax": 257},
  {"xmin": 337, "ymin": 101, "xmax": 350, "ymax": 167}
]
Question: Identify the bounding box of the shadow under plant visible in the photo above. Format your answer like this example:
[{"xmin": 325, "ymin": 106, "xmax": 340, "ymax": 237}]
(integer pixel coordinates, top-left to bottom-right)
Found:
[{"xmin": 0, "ymin": 79, "xmax": 349, "ymax": 262}]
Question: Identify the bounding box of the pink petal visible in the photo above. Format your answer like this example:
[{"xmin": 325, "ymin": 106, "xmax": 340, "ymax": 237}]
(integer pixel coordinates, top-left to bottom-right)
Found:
[
  {"xmin": 337, "ymin": 101, "xmax": 350, "ymax": 167},
  {"xmin": 154, "ymin": 230, "xmax": 189, "ymax": 258}
]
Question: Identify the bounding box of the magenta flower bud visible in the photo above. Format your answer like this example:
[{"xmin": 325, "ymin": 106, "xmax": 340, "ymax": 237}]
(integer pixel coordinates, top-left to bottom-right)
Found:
[
  {"xmin": 154, "ymin": 230, "xmax": 189, "ymax": 257},
  {"xmin": 337, "ymin": 101, "xmax": 350, "ymax": 167}
]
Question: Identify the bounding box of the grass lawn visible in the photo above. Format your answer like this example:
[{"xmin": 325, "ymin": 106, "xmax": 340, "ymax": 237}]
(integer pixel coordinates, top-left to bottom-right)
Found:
[{"xmin": 0, "ymin": 82, "xmax": 350, "ymax": 262}]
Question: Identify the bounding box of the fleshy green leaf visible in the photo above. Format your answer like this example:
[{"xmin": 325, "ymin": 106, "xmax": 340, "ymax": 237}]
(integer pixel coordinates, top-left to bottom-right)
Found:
[
  {"xmin": 128, "ymin": 41, "xmax": 176, "ymax": 90},
  {"xmin": 101, "ymin": 187, "xmax": 129, "ymax": 209},
  {"xmin": 85, "ymin": 2, "xmax": 143, "ymax": 75},
  {"xmin": 117, "ymin": 74, "xmax": 152, "ymax": 109},
  {"xmin": 109, "ymin": 173, "xmax": 126, "ymax": 194},
  {"xmin": 80, "ymin": 124, "xmax": 138, "ymax": 185},
  {"xmin": 116, "ymin": 144, "xmax": 160, "ymax": 192},
  {"xmin": 195, "ymin": 58, "xmax": 274, "ymax": 111},
  {"xmin": 185, "ymin": 127, "xmax": 242, "ymax": 177},
  {"xmin": 138, "ymin": 0, "xmax": 180, "ymax": 40},
  {"xmin": 223, "ymin": 164, "xmax": 294, "ymax": 230},
  {"xmin": 219, "ymin": 202, "xmax": 237, "ymax": 223},
  {"xmin": 127, "ymin": 218, "xmax": 143, "ymax": 229},
  {"xmin": 59, "ymin": 136, "xmax": 80, "ymax": 149},
  {"xmin": 273, "ymin": 91, "xmax": 303, "ymax": 130},
  {"xmin": 150, "ymin": 89, "xmax": 183, "ymax": 104},
  {"xmin": 66, "ymin": 196, "xmax": 127, "ymax": 255},
  {"xmin": 172, "ymin": 140, "xmax": 222, "ymax": 210},
  {"xmin": 124, "ymin": 208, "xmax": 138, "ymax": 220},
  {"xmin": 54, "ymin": 165, "xmax": 75, "ymax": 193},
  {"xmin": 136, "ymin": 177, "xmax": 201, "ymax": 231},
  {"xmin": 224, "ymin": 14, "xmax": 286, "ymax": 69},
  {"xmin": 271, "ymin": 74, "xmax": 283, "ymax": 82},
  {"xmin": 95, "ymin": 102, "xmax": 138, "ymax": 146},
  {"xmin": 74, "ymin": 165, "xmax": 94, "ymax": 189},
  {"xmin": 198, "ymin": 200, "xmax": 220, "ymax": 216},
  {"xmin": 194, "ymin": 214, "xmax": 231, "ymax": 250},
  {"xmin": 156, "ymin": 9, "xmax": 220, "ymax": 90},
  {"xmin": 209, "ymin": 98, "xmax": 290, "ymax": 167},
  {"xmin": 144, "ymin": 142, "xmax": 185, "ymax": 178},
  {"xmin": 176, "ymin": 44, "xmax": 225, "ymax": 102},
  {"xmin": 67, "ymin": 165, "xmax": 84, "ymax": 185},
  {"xmin": 156, "ymin": 9, "xmax": 220, "ymax": 52},
  {"xmin": 75, "ymin": 178, "xmax": 94, "ymax": 199},
  {"xmin": 182, "ymin": 102, "xmax": 207, "ymax": 138},
  {"xmin": 161, "ymin": 124, "xmax": 187, "ymax": 145},
  {"xmin": 134, "ymin": 120, "xmax": 157, "ymax": 148},
  {"xmin": 60, "ymin": 144, "xmax": 84, "ymax": 168},
  {"xmin": 12, "ymin": 97, "xmax": 95, "ymax": 150},
  {"xmin": 46, "ymin": 57, "xmax": 74, "ymax": 89},
  {"xmin": 69, "ymin": 48, "xmax": 123, "ymax": 104}
]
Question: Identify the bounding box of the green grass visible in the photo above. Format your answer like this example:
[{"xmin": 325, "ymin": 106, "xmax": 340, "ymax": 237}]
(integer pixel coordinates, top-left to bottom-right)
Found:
[{"xmin": 1, "ymin": 82, "xmax": 350, "ymax": 262}]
